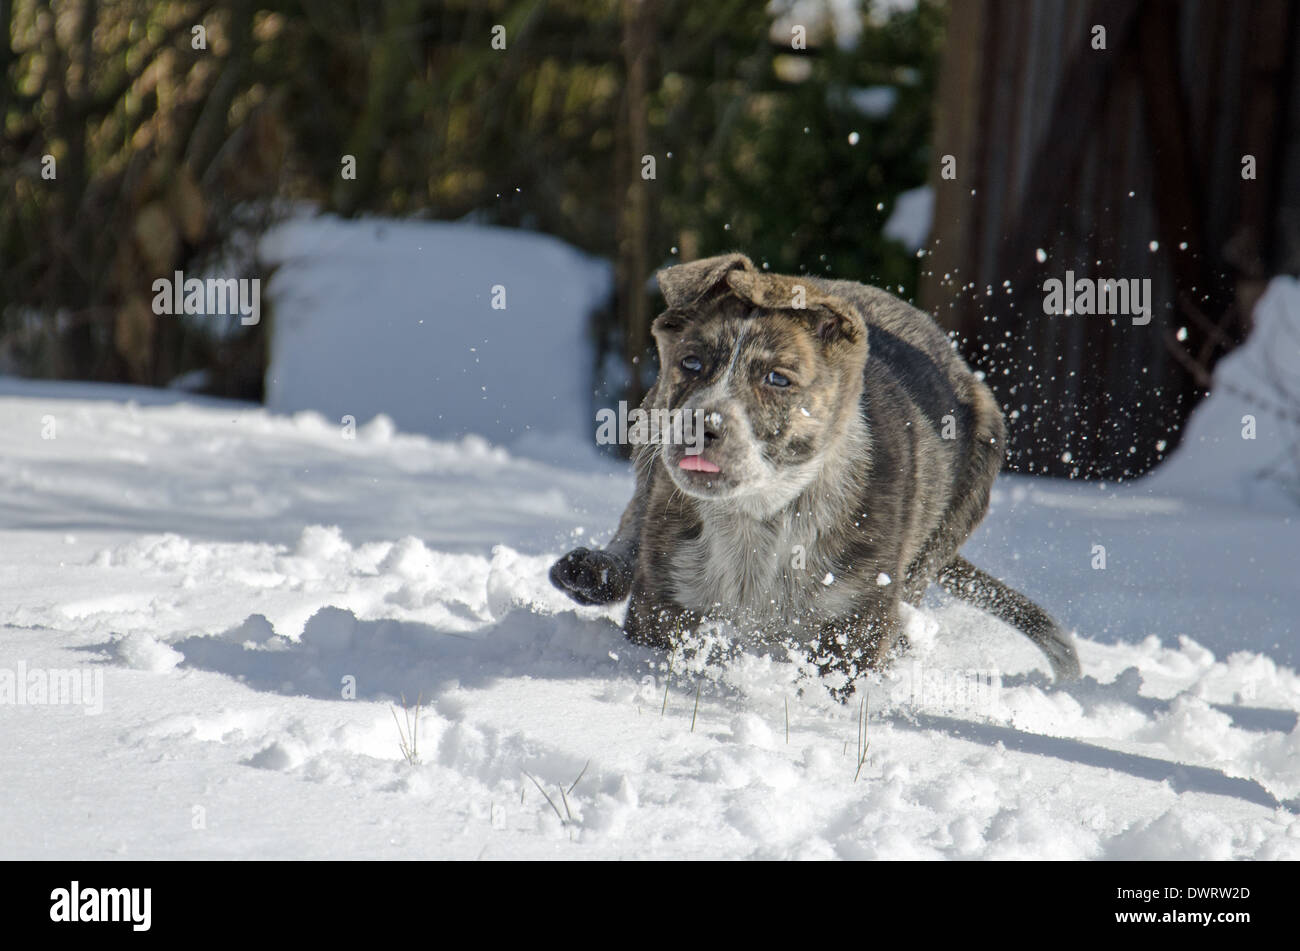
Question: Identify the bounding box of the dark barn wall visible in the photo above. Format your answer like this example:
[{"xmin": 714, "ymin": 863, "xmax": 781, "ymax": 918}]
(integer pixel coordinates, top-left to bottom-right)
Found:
[{"xmin": 923, "ymin": 0, "xmax": 1299, "ymax": 480}]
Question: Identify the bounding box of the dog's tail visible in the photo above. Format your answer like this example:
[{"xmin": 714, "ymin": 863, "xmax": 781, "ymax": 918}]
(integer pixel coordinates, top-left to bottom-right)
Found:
[{"xmin": 936, "ymin": 555, "xmax": 1081, "ymax": 681}]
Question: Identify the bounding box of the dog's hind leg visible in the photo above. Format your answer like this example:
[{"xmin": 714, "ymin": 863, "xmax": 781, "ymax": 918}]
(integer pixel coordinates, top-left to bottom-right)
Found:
[{"xmin": 901, "ymin": 387, "xmax": 1006, "ymax": 606}]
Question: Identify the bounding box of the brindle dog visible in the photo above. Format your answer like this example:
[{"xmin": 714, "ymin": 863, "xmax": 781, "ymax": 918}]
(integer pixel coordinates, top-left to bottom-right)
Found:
[{"xmin": 551, "ymin": 253, "xmax": 1080, "ymax": 694}]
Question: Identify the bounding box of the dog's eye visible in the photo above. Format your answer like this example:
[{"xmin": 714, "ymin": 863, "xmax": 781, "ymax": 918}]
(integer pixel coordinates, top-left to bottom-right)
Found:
[
  {"xmin": 764, "ymin": 370, "xmax": 791, "ymax": 387},
  {"xmin": 681, "ymin": 355, "xmax": 703, "ymax": 372}
]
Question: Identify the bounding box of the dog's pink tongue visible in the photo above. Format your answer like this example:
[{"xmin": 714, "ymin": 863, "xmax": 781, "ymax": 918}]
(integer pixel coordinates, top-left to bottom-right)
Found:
[{"xmin": 679, "ymin": 454, "xmax": 721, "ymax": 473}]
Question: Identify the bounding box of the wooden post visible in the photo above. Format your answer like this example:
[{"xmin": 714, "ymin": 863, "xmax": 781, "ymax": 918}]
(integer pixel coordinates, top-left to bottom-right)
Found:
[{"xmin": 617, "ymin": 0, "xmax": 655, "ymax": 409}]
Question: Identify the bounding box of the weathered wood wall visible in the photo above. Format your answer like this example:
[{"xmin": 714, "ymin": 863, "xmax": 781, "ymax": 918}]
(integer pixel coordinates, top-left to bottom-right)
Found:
[{"xmin": 922, "ymin": 0, "xmax": 1299, "ymax": 479}]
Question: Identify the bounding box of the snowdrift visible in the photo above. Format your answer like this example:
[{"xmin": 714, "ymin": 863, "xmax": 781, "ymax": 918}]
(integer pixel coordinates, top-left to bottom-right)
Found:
[{"xmin": 1, "ymin": 219, "xmax": 1297, "ymax": 859}]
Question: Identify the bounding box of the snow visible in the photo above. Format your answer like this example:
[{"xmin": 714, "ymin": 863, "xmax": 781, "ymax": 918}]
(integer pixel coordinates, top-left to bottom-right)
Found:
[
  {"xmin": 1141, "ymin": 275, "xmax": 1300, "ymax": 512},
  {"xmin": 261, "ymin": 214, "xmax": 612, "ymax": 460},
  {"xmin": 2, "ymin": 220, "xmax": 1299, "ymax": 859},
  {"xmin": 769, "ymin": 0, "xmax": 866, "ymax": 50},
  {"xmin": 883, "ymin": 185, "xmax": 934, "ymax": 252},
  {"xmin": 848, "ymin": 85, "xmax": 899, "ymax": 119}
]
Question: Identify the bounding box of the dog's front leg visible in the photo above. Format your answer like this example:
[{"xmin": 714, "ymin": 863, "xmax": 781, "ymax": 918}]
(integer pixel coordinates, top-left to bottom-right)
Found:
[
  {"xmin": 811, "ymin": 597, "xmax": 903, "ymax": 701},
  {"xmin": 549, "ymin": 440, "xmax": 655, "ymax": 605},
  {"xmin": 549, "ymin": 494, "xmax": 641, "ymax": 605},
  {"xmin": 623, "ymin": 584, "xmax": 701, "ymax": 651}
]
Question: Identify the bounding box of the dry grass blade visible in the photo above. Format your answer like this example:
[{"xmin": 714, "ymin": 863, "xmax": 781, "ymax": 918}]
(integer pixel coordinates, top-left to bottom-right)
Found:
[
  {"xmin": 853, "ymin": 695, "xmax": 871, "ymax": 783},
  {"xmin": 522, "ymin": 771, "xmax": 565, "ymax": 825},
  {"xmin": 411, "ymin": 693, "xmax": 420, "ymax": 760},
  {"xmin": 389, "ymin": 706, "xmax": 407, "ymax": 756},
  {"xmin": 662, "ymin": 651, "xmax": 677, "ymax": 717},
  {"xmin": 390, "ymin": 692, "xmax": 422, "ymax": 765},
  {"xmin": 856, "ymin": 696, "xmax": 862, "ymax": 764},
  {"xmin": 690, "ymin": 678, "xmax": 702, "ymax": 732},
  {"xmin": 568, "ymin": 759, "xmax": 590, "ymax": 795}
]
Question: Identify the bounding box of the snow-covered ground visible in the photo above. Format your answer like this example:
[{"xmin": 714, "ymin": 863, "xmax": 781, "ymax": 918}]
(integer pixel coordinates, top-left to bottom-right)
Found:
[{"xmin": 2, "ymin": 223, "xmax": 1298, "ymax": 860}]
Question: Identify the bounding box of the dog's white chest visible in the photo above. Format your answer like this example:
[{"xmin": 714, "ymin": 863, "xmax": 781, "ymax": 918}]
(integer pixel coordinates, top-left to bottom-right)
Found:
[{"xmin": 668, "ymin": 509, "xmax": 854, "ymax": 633}]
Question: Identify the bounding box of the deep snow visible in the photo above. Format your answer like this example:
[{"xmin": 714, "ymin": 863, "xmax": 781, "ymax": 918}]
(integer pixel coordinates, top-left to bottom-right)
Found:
[{"xmin": 1, "ymin": 223, "xmax": 1298, "ymax": 860}]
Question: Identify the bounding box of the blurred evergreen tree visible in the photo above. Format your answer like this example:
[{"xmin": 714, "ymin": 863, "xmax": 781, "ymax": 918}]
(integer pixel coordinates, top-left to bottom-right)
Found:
[{"xmin": 0, "ymin": 0, "xmax": 945, "ymax": 405}]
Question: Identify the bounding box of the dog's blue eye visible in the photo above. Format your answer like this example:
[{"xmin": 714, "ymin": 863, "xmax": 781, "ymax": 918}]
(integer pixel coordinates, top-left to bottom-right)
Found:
[
  {"xmin": 765, "ymin": 370, "xmax": 791, "ymax": 387},
  {"xmin": 681, "ymin": 355, "xmax": 702, "ymax": 372}
]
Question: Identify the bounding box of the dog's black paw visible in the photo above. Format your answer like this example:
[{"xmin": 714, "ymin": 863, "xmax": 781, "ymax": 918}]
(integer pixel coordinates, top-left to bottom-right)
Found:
[
  {"xmin": 549, "ymin": 547, "xmax": 633, "ymax": 606},
  {"xmin": 821, "ymin": 661, "xmax": 861, "ymax": 705}
]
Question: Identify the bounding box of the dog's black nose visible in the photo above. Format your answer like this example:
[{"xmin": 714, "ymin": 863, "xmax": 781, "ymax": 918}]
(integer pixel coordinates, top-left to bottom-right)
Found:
[{"xmin": 702, "ymin": 409, "xmax": 725, "ymax": 444}]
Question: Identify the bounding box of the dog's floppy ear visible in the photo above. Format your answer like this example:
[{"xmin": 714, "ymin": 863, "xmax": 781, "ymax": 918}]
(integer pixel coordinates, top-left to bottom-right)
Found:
[
  {"xmin": 807, "ymin": 296, "xmax": 868, "ymax": 351},
  {"xmin": 655, "ymin": 253, "xmax": 754, "ymax": 309},
  {"xmin": 722, "ymin": 268, "xmax": 792, "ymax": 310},
  {"xmin": 725, "ymin": 270, "xmax": 868, "ymax": 350}
]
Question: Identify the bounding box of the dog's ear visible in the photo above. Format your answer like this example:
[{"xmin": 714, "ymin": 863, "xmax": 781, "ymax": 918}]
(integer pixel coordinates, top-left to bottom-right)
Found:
[
  {"xmin": 722, "ymin": 268, "xmax": 792, "ymax": 310},
  {"xmin": 807, "ymin": 296, "xmax": 868, "ymax": 351},
  {"xmin": 655, "ymin": 253, "xmax": 754, "ymax": 309},
  {"xmin": 725, "ymin": 270, "xmax": 868, "ymax": 351}
]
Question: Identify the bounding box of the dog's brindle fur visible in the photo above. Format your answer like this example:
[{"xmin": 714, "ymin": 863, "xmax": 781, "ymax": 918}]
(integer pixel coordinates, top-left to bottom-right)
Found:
[{"xmin": 551, "ymin": 253, "xmax": 1080, "ymax": 693}]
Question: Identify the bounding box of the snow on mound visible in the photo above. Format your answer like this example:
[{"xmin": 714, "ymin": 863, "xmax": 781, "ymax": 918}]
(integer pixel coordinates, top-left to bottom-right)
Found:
[
  {"xmin": 1145, "ymin": 276, "xmax": 1300, "ymax": 510},
  {"xmin": 261, "ymin": 214, "xmax": 612, "ymax": 459},
  {"xmin": 883, "ymin": 185, "xmax": 933, "ymax": 253}
]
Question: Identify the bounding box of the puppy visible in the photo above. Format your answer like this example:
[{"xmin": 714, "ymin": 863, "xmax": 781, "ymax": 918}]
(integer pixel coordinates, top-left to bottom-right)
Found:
[{"xmin": 552, "ymin": 253, "xmax": 1080, "ymax": 693}]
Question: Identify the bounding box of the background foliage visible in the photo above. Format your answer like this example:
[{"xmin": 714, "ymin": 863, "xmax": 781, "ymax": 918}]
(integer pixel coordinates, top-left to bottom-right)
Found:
[{"xmin": 0, "ymin": 0, "xmax": 944, "ymax": 401}]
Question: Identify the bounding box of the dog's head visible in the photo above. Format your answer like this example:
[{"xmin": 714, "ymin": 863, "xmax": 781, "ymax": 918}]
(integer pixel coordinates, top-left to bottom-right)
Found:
[{"xmin": 650, "ymin": 253, "xmax": 869, "ymax": 508}]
